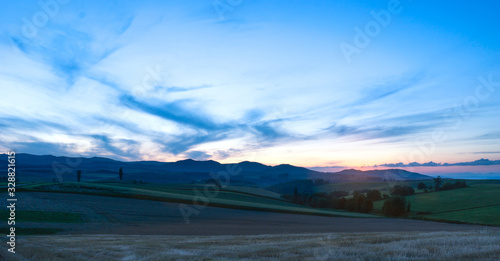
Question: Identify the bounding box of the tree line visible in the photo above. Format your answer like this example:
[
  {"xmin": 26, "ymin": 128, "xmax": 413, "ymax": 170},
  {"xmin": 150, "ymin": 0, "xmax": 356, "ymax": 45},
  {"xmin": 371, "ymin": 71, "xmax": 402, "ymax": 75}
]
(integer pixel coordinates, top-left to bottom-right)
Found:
[
  {"xmin": 73, "ymin": 167, "xmax": 124, "ymax": 182},
  {"xmin": 283, "ymin": 178, "xmax": 467, "ymax": 217},
  {"xmin": 282, "ymin": 188, "xmax": 384, "ymax": 213}
]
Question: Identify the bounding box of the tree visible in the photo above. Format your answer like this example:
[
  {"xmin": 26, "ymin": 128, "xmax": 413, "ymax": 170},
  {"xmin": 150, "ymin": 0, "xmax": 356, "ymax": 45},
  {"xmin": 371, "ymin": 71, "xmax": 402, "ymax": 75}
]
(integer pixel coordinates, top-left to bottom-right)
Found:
[
  {"xmin": 77, "ymin": 170, "xmax": 82, "ymax": 182},
  {"xmin": 329, "ymin": 190, "xmax": 349, "ymax": 198},
  {"xmin": 353, "ymin": 191, "xmax": 362, "ymax": 199},
  {"xmin": 334, "ymin": 198, "xmax": 346, "ymax": 209},
  {"xmin": 366, "ymin": 189, "xmax": 382, "ymax": 201},
  {"xmin": 382, "ymin": 196, "xmax": 409, "ymax": 217},
  {"xmin": 417, "ymin": 182, "xmax": 427, "ymax": 190},
  {"xmin": 440, "ymin": 181, "xmax": 467, "ymax": 191},
  {"xmin": 354, "ymin": 194, "xmax": 366, "ymax": 211},
  {"xmin": 317, "ymin": 198, "xmax": 330, "ymax": 208},
  {"xmin": 119, "ymin": 167, "xmax": 124, "ymax": 181},
  {"xmin": 361, "ymin": 199, "xmax": 374, "ymax": 213},
  {"xmin": 390, "ymin": 185, "xmax": 415, "ymax": 196},
  {"xmin": 441, "ymin": 182, "xmax": 454, "ymax": 191},
  {"xmin": 293, "ymin": 187, "xmax": 298, "ymax": 203},
  {"xmin": 433, "ymin": 176, "xmax": 443, "ymax": 191},
  {"xmin": 345, "ymin": 198, "xmax": 356, "ymax": 211},
  {"xmin": 454, "ymin": 181, "xmax": 467, "ymax": 189}
]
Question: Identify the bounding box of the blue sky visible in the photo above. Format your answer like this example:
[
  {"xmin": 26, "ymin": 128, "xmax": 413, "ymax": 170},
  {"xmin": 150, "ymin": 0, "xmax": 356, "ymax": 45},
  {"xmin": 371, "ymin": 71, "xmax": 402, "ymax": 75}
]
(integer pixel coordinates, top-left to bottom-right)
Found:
[{"xmin": 0, "ymin": 0, "xmax": 499, "ymax": 171}]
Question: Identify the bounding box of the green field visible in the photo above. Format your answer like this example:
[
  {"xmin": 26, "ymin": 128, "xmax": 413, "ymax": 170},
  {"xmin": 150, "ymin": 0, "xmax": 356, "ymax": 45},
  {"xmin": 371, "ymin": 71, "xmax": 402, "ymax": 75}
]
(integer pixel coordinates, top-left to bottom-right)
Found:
[
  {"xmin": 21, "ymin": 182, "xmax": 375, "ymax": 218},
  {"xmin": 15, "ymin": 180, "xmax": 500, "ymax": 227},
  {"xmin": 373, "ymin": 184, "xmax": 500, "ymax": 226},
  {"xmin": 425, "ymin": 205, "xmax": 500, "ymax": 226}
]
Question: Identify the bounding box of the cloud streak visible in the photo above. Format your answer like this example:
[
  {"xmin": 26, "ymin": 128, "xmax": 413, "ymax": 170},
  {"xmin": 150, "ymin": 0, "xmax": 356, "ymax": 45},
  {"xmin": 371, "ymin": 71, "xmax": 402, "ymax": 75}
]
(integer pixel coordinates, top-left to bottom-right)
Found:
[{"xmin": 0, "ymin": 1, "xmax": 499, "ymax": 168}]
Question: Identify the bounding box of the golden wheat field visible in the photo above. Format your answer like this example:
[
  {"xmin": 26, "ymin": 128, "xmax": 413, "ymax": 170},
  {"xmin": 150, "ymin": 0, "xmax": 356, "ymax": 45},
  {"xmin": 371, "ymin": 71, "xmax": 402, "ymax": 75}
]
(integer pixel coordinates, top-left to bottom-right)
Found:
[{"xmin": 1, "ymin": 231, "xmax": 499, "ymax": 261}]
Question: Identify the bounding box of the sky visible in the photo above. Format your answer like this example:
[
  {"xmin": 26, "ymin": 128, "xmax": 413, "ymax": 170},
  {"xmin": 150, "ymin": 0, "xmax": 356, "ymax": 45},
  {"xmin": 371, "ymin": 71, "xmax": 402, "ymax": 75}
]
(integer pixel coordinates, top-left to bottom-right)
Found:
[{"xmin": 0, "ymin": 0, "xmax": 499, "ymax": 176}]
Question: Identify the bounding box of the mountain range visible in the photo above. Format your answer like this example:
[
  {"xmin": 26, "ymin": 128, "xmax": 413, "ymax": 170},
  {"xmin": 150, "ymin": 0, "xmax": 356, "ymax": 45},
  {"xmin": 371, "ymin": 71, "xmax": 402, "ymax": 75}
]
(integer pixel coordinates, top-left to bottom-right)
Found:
[{"xmin": 0, "ymin": 153, "xmax": 431, "ymax": 186}]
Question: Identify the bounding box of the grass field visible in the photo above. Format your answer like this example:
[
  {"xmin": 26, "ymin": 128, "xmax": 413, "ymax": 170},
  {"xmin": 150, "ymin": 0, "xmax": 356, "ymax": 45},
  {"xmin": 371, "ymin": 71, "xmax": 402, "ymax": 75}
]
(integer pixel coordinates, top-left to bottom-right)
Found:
[
  {"xmin": 318, "ymin": 179, "xmax": 500, "ymax": 194},
  {"xmin": 21, "ymin": 182, "xmax": 375, "ymax": 218},
  {"xmin": 98, "ymin": 182, "xmax": 284, "ymax": 201},
  {"xmin": 425, "ymin": 205, "xmax": 500, "ymax": 226},
  {"xmin": 2, "ymin": 231, "xmax": 499, "ymax": 260},
  {"xmin": 373, "ymin": 184, "xmax": 500, "ymax": 226},
  {"xmin": 14, "ymin": 180, "xmax": 500, "ymax": 229}
]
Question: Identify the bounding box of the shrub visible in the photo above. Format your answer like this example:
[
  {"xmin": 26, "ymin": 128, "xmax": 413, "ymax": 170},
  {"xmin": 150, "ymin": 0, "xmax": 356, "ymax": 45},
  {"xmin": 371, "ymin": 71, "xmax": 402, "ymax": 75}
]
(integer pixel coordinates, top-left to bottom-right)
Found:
[
  {"xmin": 366, "ymin": 189, "xmax": 382, "ymax": 201},
  {"xmin": 361, "ymin": 199, "xmax": 373, "ymax": 213},
  {"xmin": 390, "ymin": 185, "xmax": 415, "ymax": 196},
  {"xmin": 382, "ymin": 196, "xmax": 409, "ymax": 217},
  {"xmin": 441, "ymin": 182, "xmax": 454, "ymax": 191},
  {"xmin": 439, "ymin": 181, "xmax": 467, "ymax": 191},
  {"xmin": 433, "ymin": 176, "xmax": 443, "ymax": 191},
  {"xmin": 329, "ymin": 190, "xmax": 349, "ymax": 198},
  {"xmin": 417, "ymin": 182, "xmax": 427, "ymax": 190},
  {"xmin": 355, "ymin": 194, "xmax": 366, "ymax": 211},
  {"xmin": 334, "ymin": 198, "xmax": 346, "ymax": 209},
  {"xmin": 353, "ymin": 191, "xmax": 363, "ymax": 200},
  {"xmin": 345, "ymin": 198, "xmax": 356, "ymax": 212}
]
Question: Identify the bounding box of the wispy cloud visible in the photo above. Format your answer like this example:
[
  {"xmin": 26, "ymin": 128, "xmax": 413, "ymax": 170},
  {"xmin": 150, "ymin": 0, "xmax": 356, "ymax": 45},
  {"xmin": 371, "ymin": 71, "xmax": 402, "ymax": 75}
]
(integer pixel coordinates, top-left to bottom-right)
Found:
[
  {"xmin": 1, "ymin": 0, "xmax": 499, "ymax": 168},
  {"xmin": 119, "ymin": 95, "xmax": 230, "ymax": 131},
  {"xmin": 343, "ymin": 72, "xmax": 426, "ymax": 108}
]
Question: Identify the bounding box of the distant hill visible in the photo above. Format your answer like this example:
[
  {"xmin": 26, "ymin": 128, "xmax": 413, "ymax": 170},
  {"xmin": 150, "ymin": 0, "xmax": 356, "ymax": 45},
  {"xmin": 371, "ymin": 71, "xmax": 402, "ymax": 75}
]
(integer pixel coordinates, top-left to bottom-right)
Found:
[
  {"xmin": 268, "ymin": 169, "xmax": 431, "ymax": 194},
  {"xmin": 0, "ymin": 153, "xmax": 432, "ymax": 186},
  {"xmin": 331, "ymin": 169, "xmax": 430, "ymax": 182}
]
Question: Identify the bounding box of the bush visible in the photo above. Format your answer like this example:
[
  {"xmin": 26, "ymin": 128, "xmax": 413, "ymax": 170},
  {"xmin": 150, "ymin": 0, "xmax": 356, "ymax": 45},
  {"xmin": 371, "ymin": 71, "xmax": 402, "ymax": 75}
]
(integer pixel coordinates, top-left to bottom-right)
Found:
[
  {"xmin": 390, "ymin": 185, "xmax": 415, "ymax": 196},
  {"xmin": 417, "ymin": 182, "xmax": 427, "ymax": 190},
  {"xmin": 361, "ymin": 199, "xmax": 373, "ymax": 213},
  {"xmin": 366, "ymin": 189, "xmax": 382, "ymax": 201},
  {"xmin": 329, "ymin": 190, "xmax": 349, "ymax": 198},
  {"xmin": 345, "ymin": 198, "xmax": 356, "ymax": 212},
  {"xmin": 354, "ymin": 194, "xmax": 366, "ymax": 211},
  {"xmin": 441, "ymin": 182, "xmax": 454, "ymax": 191},
  {"xmin": 433, "ymin": 176, "xmax": 443, "ymax": 191},
  {"xmin": 333, "ymin": 198, "xmax": 346, "ymax": 209},
  {"xmin": 439, "ymin": 181, "xmax": 467, "ymax": 191},
  {"xmin": 382, "ymin": 196, "xmax": 409, "ymax": 217},
  {"xmin": 309, "ymin": 196, "xmax": 330, "ymax": 208},
  {"xmin": 283, "ymin": 189, "xmax": 377, "ymax": 214},
  {"xmin": 352, "ymin": 191, "xmax": 363, "ymax": 200}
]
